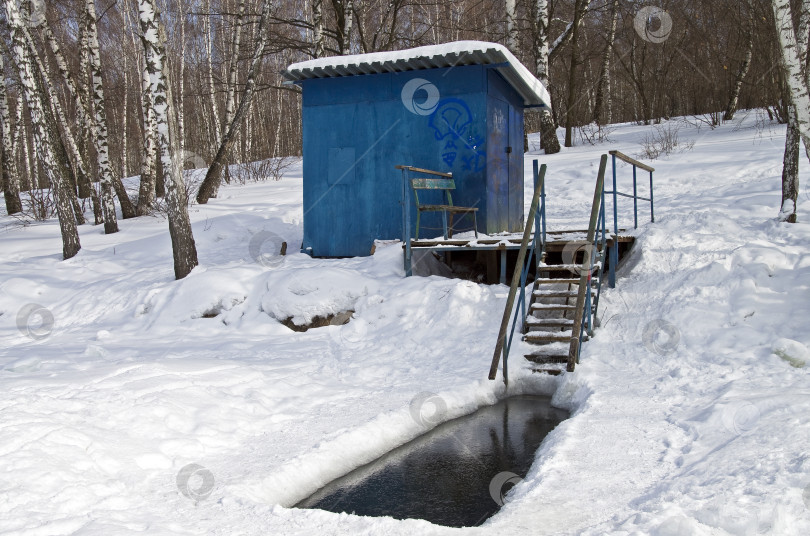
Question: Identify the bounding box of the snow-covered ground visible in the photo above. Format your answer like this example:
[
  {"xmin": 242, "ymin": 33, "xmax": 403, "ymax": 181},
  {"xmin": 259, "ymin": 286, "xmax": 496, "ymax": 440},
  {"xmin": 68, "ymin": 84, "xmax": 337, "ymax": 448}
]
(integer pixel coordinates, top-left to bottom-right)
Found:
[{"xmin": 1, "ymin": 112, "xmax": 809, "ymax": 535}]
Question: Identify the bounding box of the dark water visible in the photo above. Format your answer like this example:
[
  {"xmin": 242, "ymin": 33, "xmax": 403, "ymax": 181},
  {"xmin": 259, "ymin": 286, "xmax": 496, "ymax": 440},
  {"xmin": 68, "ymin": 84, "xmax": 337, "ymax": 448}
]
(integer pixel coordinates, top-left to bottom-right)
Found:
[{"xmin": 295, "ymin": 395, "xmax": 569, "ymax": 527}]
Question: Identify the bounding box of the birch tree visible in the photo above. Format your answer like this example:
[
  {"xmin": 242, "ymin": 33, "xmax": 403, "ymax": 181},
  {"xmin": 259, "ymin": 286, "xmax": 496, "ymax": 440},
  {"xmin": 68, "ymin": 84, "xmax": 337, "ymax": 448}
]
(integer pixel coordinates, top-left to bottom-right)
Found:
[
  {"xmin": 196, "ymin": 0, "xmax": 272, "ymax": 205},
  {"xmin": 506, "ymin": 0, "xmax": 518, "ymax": 52},
  {"xmin": 343, "ymin": 0, "xmax": 354, "ymax": 53},
  {"xmin": 0, "ymin": 53, "xmax": 21, "ymax": 214},
  {"xmin": 40, "ymin": 22, "xmax": 100, "ymax": 220},
  {"xmin": 139, "ymin": 0, "xmax": 199, "ymax": 278},
  {"xmin": 137, "ymin": 61, "xmax": 159, "ymax": 215},
  {"xmin": 531, "ymin": 0, "xmax": 561, "ymax": 154},
  {"xmin": 85, "ymin": 0, "xmax": 122, "ymax": 233},
  {"xmin": 4, "ymin": 0, "xmax": 80, "ymax": 258},
  {"xmin": 313, "ymin": 0, "xmax": 325, "ymax": 57},
  {"xmin": 772, "ymin": 0, "xmax": 810, "ymax": 222}
]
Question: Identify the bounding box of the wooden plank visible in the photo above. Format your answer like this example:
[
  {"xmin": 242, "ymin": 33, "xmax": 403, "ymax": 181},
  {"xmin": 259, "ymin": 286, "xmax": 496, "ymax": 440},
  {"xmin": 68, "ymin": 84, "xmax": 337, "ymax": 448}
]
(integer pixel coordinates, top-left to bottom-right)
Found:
[
  {"xmin": 411, "ymin": 178, "xmax": 455, "ymax": 190},
  {"xmin": 417, "ymin": 204, "xmax": 478, "ymax": 212},
  {"xmin": 608, "ymin": 150, "xmax": 655, "ymax": 172},
  {"xmin": 394, "ymin": 165, "xmax": 453, "ymax": 178}
]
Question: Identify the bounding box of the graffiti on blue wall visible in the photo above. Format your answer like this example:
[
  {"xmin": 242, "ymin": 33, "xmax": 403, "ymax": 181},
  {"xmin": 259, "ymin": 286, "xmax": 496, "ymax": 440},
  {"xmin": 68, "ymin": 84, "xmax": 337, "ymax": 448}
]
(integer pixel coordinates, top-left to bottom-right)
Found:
[{"xmin": 428, "ymin": 98, "xmax": 487, "ymax": 172}]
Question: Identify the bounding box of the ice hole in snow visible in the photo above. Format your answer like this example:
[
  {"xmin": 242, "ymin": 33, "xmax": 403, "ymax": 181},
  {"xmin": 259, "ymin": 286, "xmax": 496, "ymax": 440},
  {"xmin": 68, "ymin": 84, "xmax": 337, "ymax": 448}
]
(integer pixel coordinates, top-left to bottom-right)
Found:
[{"xmin": 295, "ymin": 395, "xmax": 568, "ymax": 527}]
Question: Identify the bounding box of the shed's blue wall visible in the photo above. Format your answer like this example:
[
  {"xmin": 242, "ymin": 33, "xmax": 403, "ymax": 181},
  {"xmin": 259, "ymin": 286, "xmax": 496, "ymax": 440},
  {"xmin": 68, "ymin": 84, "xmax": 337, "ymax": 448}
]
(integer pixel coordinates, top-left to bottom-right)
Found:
[{"xmin": 301, "ymin": 64, "xmax": 524, "ymax": 257}]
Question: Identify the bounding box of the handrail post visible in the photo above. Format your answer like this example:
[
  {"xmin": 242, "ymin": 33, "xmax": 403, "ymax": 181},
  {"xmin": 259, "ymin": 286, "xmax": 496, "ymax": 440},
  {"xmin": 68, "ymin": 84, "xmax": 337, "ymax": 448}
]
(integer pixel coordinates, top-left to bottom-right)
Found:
[
  {"xmin": 489, "ymin": 163, "xmax": 546, "ymax": 383},
  {"xmin": 632, "ymin": 165, "xmax": 638, "ymax": 229},
  {"xmin": 400, "ymin": 166, "xmax": 412, "ymax": 276},
  {"xmin": 649, "ymin": 170, "xmax": 655, "ymax": 223},
  {"xmin": 609, "ymin": 154, "xmax": 618, "ymax": 288}
]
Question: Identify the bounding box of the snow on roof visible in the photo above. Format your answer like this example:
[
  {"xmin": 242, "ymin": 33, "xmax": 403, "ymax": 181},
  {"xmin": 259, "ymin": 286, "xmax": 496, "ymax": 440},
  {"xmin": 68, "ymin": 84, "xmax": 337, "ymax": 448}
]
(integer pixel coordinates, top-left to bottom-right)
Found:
[{"xmin": 282, "ymin": 41, "xmax": 550, "ymax": 109}]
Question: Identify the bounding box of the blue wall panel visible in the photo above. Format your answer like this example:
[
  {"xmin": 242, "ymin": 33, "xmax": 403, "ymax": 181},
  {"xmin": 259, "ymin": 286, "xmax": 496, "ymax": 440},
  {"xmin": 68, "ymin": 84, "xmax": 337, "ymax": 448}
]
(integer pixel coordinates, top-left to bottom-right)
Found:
[{"xmin": 301, "ymin": 64, "xmax": 525, "ymax": 257}]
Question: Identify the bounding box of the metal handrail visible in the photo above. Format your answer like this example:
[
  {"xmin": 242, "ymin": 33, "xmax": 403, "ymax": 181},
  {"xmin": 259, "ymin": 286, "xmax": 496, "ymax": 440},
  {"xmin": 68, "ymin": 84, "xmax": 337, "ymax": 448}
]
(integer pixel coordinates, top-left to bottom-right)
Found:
[
  {"xmin": 488, "ymin": 162, "xmax": 546, "ymax": 385},
  {"xmin": 605, "ymin": 150, "xmax": 655, "ymax": 287}
]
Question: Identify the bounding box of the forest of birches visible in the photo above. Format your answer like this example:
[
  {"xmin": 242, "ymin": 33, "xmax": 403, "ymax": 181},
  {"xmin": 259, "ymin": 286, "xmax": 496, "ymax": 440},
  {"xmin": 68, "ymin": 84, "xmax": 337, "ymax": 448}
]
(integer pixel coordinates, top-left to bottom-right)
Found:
[{"xmin": 1, "ymin": 0, "xmax": 808, "ymax": 279}]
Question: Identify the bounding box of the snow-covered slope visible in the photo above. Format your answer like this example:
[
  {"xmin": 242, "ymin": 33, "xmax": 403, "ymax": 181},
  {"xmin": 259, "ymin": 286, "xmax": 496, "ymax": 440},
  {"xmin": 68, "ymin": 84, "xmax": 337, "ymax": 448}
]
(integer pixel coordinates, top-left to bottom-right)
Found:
[{"xmin": 1, "ymin": 111, "xmax": 809, "ymax": 535}]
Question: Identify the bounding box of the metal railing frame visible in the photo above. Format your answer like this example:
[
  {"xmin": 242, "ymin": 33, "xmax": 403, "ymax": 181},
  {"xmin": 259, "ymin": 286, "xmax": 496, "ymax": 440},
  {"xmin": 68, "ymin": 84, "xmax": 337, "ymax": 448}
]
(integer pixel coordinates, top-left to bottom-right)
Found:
[{"xmin": 605, "ymin": 150, "xmax": 655, "ymax": 288}]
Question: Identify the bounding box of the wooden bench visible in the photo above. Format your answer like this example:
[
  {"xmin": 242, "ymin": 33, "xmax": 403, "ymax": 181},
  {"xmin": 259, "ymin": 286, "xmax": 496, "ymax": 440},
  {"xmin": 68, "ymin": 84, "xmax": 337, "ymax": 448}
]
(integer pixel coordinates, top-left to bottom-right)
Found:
[{"xmin": 405, "ymin": 167, "xmax": 478, "ymax": 240}]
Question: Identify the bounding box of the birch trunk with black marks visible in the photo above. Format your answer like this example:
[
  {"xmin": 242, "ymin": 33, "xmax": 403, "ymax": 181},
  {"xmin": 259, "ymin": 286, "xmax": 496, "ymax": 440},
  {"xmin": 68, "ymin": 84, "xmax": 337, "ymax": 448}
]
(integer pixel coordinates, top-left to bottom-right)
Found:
[
  {"xmin": 313, "ymin": 0, "xmax": 324, "ymax": 58},
  {"xmin": 773, "ymin": 0, "xmax": 810, "ymax": 155},
  {"xmin": 4, "ymin": 0, "xmax": 80, "ymax": 258},
  {"xmin": 40, "ymin": 20, "xmax": 103, "ymax": 222},
  {"xmin": 197, "ymin": 0, "xmax": 272, "ymax": 205},
  {"xmin": 593, "ymin": 0, "xmax": 619, "ymax": 125},
  {"xmin": 723, "ymin": 0, "xmax": 754, "ymax": 121},
  {"xmin": 506, "ymin": 0, "xmax": 517, "ymax": 52},
  {"xmin": 343, "ymin": 0, "xmax": 354, "ymax": 54},
  {"xmin": 86, "ymin": 0, "xmax": 124, "ymax": 232},
  {"xmin": 23, "ymin": 20, "xmax": 86, "ymax": 226},
  {"xmin": 782, "ymin": 106, "xmax": 799, "ymax": 223},
  {"xmin": 139, "ymin": 0, "xmax": 198, "ymax": 279},
  {"xmin": 137, "ymin": 61, "xmax": 158, "ymax": 215},
  {"xmin": 532, "ymin": 0, "xmax": 560, "ymax": 154},
  {"xmin": 773, "ymin": 0, "xmax": 810, "ymax": 222},
  {"xmin": 0, "ymin": 53, "xmax": 21, "ymax": 214},
  {"xmin": 177, "ymin": 3, "xmax": 186, "ymax": 160}
]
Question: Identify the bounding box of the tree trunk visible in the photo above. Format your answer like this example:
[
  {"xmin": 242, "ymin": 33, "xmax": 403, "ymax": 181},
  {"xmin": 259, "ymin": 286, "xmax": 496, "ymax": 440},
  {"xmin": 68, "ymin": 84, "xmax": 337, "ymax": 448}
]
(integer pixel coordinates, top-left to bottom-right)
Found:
[
  {"xmin": 313, "ymin": 0, "xmax": 324, "ymax": 58},
  {"xmin": 203, "ymin": 0, "xmax": 221, "ymax": 149},
  {"xmin": 773, "ymin": 0, "xmax": 810, "ymax": 160},
  {"xmin": 24, "ymin": 20, "xmax": 87, "ymax": 226},
  {"xmin": 197, "ymin": 0, "xmax": 272, "ymax": 205},
  {"xmin": 86, "ymin": 0, "xmax": 125, "ymax": 232},
  {"xmin": 137, "ymin": 62, "xmax": 158, "ymax": 215},
  {"xmin": 139, "ymin": 0, "xmax": 198, "ymax": 279},
  {"xmin": 593, "ymin": 0, "xmax": 619, "ymax": 125},
  {"xmin": 4, "ymin": 0, "xmax": 80, "ymax": 258},
  {"xmin": 564, "ymin": 0, "xmax": 590, "ymax": 147},
  {"xmin": 343, "ymin": 0, "xmax": 354, "ymax": 54},
  {"xmin": 532, "ymin": 0, "xmax": 561, "ymax": 154},
  {"xmin": 0, "ymin": 52, "xmax": 22, "ymax": 214},
  {"xmin": 724, "ymin": 0, "xmax": 754, "ymax": 121},
  {"xmin": 506, "ymin": 0, "xmax": 518, "ymax": 52},
  {"xmin": 780, "ymin": 106, "xmax": 799, "ymax": 222},
  {"xmin": 210, "ymin": 0, "xmax": 246, "ymax": 200}
]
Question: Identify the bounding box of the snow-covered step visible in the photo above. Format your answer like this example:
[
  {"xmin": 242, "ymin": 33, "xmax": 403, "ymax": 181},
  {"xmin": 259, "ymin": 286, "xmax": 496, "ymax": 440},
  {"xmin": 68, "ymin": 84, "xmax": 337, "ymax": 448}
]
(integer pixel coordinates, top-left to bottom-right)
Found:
[
  {"xmin": 524, "ymin": 351, "xmax": 569, "ymax": 364},
  {"xmin": 532, "ymin": 289, "xmax": 592, "ymax": 299},
  {"xmin": 530, "ymin": 303, "xmax": 577, "ymax": 312},
  {"xmin": 523, "ymin": 332, "xmax": 572, "ymax": 343},
  {"xmin": 525, "ymin": 317, "xmax": 574, "ymax": 329},
  {"xmin": 535, "ymin": 277, "xmax": 593, "ymax": 285},
  {"xmin": 537, "ymin": 263, "xmax": 600, "ymax": 273}
]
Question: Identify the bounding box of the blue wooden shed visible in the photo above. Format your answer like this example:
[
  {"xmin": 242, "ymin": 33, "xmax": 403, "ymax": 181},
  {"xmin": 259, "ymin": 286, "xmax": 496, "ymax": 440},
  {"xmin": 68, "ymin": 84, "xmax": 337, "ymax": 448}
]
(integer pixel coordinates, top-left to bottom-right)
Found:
[{"xmin": 282, "ymin": 41, "xmax": 551, "ymax": 257}]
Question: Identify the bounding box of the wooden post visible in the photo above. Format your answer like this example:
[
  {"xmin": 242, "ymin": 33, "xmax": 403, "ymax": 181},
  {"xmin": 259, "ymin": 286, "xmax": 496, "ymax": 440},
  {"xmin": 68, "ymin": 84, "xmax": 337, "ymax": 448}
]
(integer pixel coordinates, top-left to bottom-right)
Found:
[
  {"xmin": 568, "ymin": 155, "xmax": 607, "ymax": 372},
  {"xmin": 489, "ymin": 164, "xmax": 546, "ymax": 383}
]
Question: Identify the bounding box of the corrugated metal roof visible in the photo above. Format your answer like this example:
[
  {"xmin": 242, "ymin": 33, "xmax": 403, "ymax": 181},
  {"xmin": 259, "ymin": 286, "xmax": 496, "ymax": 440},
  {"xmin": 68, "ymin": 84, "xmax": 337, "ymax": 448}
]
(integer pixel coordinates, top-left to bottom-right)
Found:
[{"xmin": 282, "ymin": 41, "xmax": 550, "ymax": 108}]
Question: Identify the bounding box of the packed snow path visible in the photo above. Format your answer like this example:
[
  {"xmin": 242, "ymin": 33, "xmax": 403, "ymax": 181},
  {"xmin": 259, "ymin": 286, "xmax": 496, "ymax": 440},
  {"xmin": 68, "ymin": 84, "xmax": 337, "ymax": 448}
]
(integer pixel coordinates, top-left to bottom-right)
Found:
[{"xmin": 1, "ymin": 112, "xmax": 809, "ymax": 535}]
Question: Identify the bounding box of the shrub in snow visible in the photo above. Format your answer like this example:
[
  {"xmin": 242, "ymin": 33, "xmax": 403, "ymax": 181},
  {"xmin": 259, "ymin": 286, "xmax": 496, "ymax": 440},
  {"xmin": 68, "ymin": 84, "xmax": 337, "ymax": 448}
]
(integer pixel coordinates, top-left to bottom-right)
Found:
[{"xmin": 639, "ymin": 123, "xmax": 694, "ymax": 159}]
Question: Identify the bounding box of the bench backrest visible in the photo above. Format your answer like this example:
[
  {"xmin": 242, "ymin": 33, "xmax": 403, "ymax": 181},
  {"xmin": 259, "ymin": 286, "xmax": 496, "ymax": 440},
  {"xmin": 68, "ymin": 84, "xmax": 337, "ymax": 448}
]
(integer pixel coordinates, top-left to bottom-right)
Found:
[{"xmin": 410, "ymin": 177, "xmax": 455, "ymax": 207}]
